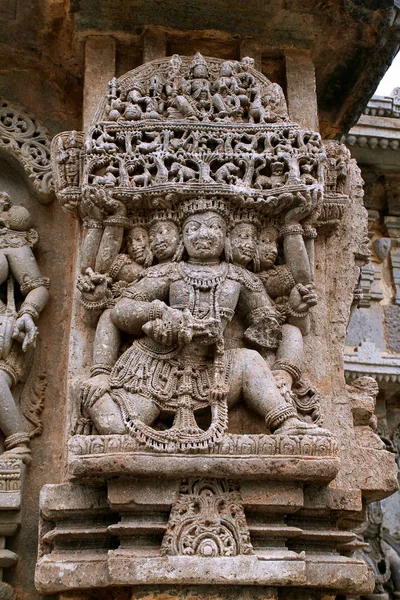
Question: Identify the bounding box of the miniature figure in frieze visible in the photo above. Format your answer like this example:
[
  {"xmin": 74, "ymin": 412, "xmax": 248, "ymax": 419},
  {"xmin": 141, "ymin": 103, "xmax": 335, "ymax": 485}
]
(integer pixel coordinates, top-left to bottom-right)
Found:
[{"xmin": 0, "ymin": 192, "xmax": 49, "ymax": 463}]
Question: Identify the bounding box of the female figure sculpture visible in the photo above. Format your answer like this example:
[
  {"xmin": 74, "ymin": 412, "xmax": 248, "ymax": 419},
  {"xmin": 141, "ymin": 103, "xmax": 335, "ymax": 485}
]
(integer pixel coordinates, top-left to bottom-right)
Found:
[{"xmin": 0, "ymin": 192, "xmax": 49, "ymax": 463}]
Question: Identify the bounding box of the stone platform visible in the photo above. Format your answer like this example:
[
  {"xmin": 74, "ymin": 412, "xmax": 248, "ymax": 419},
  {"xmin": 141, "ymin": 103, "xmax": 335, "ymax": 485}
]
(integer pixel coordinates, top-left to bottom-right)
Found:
[{"xmin": 68, "ymin": 433, "xmax": 340, "ymax": 482}]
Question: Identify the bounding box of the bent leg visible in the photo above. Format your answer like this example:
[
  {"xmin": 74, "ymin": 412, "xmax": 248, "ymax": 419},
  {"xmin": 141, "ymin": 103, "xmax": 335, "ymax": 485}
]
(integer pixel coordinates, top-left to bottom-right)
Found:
[
  {"xmin": 230, "ymin": 348, "xmax": 291, "ymax": 416},
  {"xmin": 88, "ymin": 391, "xmax": 160, "ymax": 434}
]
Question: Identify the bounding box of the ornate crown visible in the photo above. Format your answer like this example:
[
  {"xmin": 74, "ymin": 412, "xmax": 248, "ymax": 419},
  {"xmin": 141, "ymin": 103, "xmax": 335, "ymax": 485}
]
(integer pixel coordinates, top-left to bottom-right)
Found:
[
  {"xmin": 229, "ymin": 209, "xmax": 261, "ymax": 230},
  {"xmin": 178, "ymin": 197, "xmax": 230, "ymax": 223},
  {"xmin": 149, "ymin": 209, "xmax": 180, "ymax": 227},
  {"xmin": 189, "ymin": 52, "xmax": 210, "ymax": 74},
  {"xmin": 129, "ymin": 214, "xmax": 148, "ymax": 229}
]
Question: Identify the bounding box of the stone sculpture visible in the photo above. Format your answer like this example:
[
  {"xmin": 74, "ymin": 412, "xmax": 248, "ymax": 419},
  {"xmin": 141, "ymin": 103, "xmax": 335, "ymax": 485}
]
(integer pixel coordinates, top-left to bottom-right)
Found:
[
  {"xmin": 38, "ymin": 53, "xmax": 397, "ymax": 597},
  {"xmin": 0, "ymin": 191, "xmax": 49, "ymax": 463}
]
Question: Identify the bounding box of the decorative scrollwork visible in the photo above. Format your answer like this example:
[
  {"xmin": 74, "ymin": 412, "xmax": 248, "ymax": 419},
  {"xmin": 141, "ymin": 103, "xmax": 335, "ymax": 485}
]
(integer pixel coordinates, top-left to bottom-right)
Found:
[{"xmin": 0, "ymin": 99, "xmax": 53, "ymax": 201}]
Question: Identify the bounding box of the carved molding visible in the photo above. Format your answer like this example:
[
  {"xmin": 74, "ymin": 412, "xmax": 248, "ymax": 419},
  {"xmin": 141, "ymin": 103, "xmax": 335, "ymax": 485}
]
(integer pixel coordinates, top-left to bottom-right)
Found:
[{"xmin": 0, "ymin": 98, "xmax": 53, "ymax": 202}]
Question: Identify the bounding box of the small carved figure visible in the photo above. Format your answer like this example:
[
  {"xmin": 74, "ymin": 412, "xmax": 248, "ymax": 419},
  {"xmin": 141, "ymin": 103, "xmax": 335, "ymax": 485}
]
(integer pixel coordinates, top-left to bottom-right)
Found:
[
  {"xmin": 212, "ymin": 61, "xmax": 242, "ymax": 121},
  {"xmin": 164, "ymin": 54, "xmax": 197, "ymax": 121},
  {"xmin": 213, "ymin": 162, "xmax": 241, "ymax": 184},
  {"xmin": 91, "ymin": 128, "xmax": 119, "ymax": 154},
  {"xmin": 91, "ymin": 164, "xmax": 119, "ymax": 187},
  {"xmin": 254, "ymin": 159, "xmax": 287, "ymax": 189},
  {"xmin": 170, "ymin": 161, "xmax": 199, "ymax": 184},
  {"xmin": 299, "ymin": 160, "xmax": 318, "ymax": 185},
  {"xmin": 123, "ymin": 80, "xmax": 162, "ymax": 121},
  {"xmin": 0, "ymin": 192, "xmax": 49, "ymax": 464},
  {"xmin": 57, "ymin": 131, "xmax": 82, "ymax": 187}
]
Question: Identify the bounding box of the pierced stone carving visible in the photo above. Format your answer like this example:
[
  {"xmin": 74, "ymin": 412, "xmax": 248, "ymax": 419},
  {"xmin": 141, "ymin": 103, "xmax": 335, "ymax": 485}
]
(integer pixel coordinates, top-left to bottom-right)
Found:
[
  {"xmin": 0, "ymin": 99, "xmax": 53, "ymax": 202},
  {"xmin": 160, "ymin": 478, "xmax": 253, "ymax": 557}
]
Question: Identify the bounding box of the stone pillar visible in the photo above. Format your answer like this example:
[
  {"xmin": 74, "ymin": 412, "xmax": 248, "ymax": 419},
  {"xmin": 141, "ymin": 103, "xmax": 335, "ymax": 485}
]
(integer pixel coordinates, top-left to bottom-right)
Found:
[
  {"xmin": 83, "ymin": 36, "xmax": 116, "ymax": 130},
  {"xmin": 143, "ymin": 29, "xmax": 167, "ymax": 63},
  {"xmin": 240, "ymin": 39, "xmax": 262, "ymax": 71},
  {"xmin": 285, "ymin": 49, "xmax": 319, "ymax": 131}
]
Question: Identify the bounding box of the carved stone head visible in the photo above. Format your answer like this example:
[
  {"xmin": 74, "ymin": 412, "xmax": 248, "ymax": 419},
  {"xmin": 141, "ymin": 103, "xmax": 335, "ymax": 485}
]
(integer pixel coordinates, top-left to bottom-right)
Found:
[
  {"xmin": 258, "ymin": 225, "xmax": 279, "ymax": 271},
  {"xmin": 182, "ymin": 211, "xmax": 226, "ymax": 261}
]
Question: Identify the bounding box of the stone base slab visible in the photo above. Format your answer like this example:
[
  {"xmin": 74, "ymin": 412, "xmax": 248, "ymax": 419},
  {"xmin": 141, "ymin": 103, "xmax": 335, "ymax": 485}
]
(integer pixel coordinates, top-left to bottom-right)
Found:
[
  {"xmin": 68, "ymin": 434, "xmax": 339, "ymax": 483},
  {"xmin": 35, "ymin": 553, "xmax": 372, "ymax": 595}
]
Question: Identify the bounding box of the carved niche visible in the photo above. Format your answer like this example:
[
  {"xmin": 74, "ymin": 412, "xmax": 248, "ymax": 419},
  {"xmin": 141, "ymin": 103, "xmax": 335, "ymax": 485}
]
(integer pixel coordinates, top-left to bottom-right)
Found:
[{"xmin": 35, "ymin": 54, "xmax": 397, "ymax": 597}]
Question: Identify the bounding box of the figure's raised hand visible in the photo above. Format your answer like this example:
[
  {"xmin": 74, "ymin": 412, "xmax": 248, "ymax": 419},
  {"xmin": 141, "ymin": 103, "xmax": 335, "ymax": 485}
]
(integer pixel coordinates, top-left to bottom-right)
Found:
[
  {"xmin": 77, "ymin": 268, "xmax": 110, "ymax": 300},
  {"xmin": 12, "ymin": 314, "xmax": 38, "ymax": 351},
  {"xmin": 289, "ymin": 283, "xmax": 317, "ymax": 314}
]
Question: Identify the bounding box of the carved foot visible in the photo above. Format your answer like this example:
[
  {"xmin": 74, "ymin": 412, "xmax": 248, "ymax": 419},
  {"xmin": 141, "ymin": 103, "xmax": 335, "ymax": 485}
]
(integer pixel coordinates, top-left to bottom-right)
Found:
[
  {"xmin": 2, "ymin": 444, "xmax": 31, "ymax": 465},
  {"xmin": 274, "ymin": 417, "xmax": 331, "ymax": 437}
]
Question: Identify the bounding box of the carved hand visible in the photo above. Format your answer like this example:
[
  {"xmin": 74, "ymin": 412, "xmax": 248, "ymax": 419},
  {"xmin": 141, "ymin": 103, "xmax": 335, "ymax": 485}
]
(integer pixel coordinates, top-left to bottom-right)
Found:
[
  {"xmin": 284, "ymin": 191, "xmax": 314, "ymax": 224},
  {"xmin": 142, "ymin": 307, "xmax": 193, "ymax": 347},
  {"xmin": 12, "ymin": 314, "xmax": 38, "ymax": 351},
  {"xmin": 81, "ymin": 374, "xmax": 109, "ymax": 408},
  {"xmin": 289, "ymin": 283, "xmax": 317, "ymax": 314},
  {"xmin": 77, "ymin": 268, "xmax": 110, "ymax": 299}
]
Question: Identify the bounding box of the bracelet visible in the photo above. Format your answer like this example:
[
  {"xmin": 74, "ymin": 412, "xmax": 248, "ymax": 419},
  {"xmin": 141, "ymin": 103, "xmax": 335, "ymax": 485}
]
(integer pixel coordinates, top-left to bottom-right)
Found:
[
  {"xmin": 108, "ymin": 254, "xmax": 131, "ymax": 279},
  {"xmin": 287, "ymin": 306, "xmax": 309, "ymax": 318},
  {"xmin": 83, "ymin": 218, "xmax": 103, "ymax": 230},
  {"xmin": 90, "ymin": 364, "xmax": 112, "ymax": 376},
  {"xmin": 18, "ymin": 304, "xmax": 40, "ymax": 321},
  {"xmin": 265, "ymin": 405, "xmax": 297, "ymax": 431},
  {"xmin": 122, "ymin": 289, "xmax": 148, "ymax": 301},
  {"xmin": 303, "ymin": 226, "xmax": 317, "ymax": 239},
  {"xmin": 20, "ymin": 277, "xmax": 50, "ymax": 295},
  {"xmin": 280, "ymin": 224, "xmax": 304, "ymax": 238},
  {"xmin": 272, "ymin": 360, "xmax": 301, "ymax": 382},
  {"xmin": 4, "ymin": 432, "xmax": 30, "ymax": 450},
  {"xmin": 79, "ymin": 296, "xmax": 109, "ymax": 311},
  {"xmin": 148, "ymin": 301, "xmax": 164, "ymax": 322},
  {"xmin": 103, "ymin": 215, "xmax": 131, "ymax": 228},
  {"xmin": 243, "ymin": 305, "xmax": 279, "ymax": 328}
]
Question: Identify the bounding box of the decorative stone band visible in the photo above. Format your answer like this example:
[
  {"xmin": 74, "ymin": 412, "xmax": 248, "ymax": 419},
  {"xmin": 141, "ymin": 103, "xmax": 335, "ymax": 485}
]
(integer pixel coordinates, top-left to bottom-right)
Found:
[
  {"xmin": 345, "ymin": 133, "xmax": 400, "ymax": 151},
  {"xmin": 67, "ymin": 433, "xmax": 340, "ymax": 483}
]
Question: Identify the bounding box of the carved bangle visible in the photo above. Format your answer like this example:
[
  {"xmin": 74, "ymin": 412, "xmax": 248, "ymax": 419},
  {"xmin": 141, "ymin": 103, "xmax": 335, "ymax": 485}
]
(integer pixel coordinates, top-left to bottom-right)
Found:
[
  {"xmin": 243, "ymin": 306, "xmax": 279, "ymax": 327},
  {"xmin": 90, "ymin": 364, "xmax": 112, "ymax": 376},
  {"xmin": 4, "ymin": 432, "xmax": 30, "ymax": 450},
  {"xmin": 20, "ymin": 277, "xmax": 50, "ymax": 295},
  {"xmin": 83, "ymin": 218, "xmax": 103, "ymax": 229},
  {"xmin": 287, "ymin": 306, "xmax": 308, "ymax": 318},
  {"xmin": 303, "ymin": 226, "xmax": 317, "ymax": 239},
  {"xmin": 148, "ymin": 301, "xmax": 164, "ymax": 322},
  {"xmin": 18, "ymin": 304, "xmax": 40, "ymax": 321},
  {"xmin": 103, "ymin": 215, "xmax": 131, "ymax": 228},
  {"xmin": 79, "ymin": 296, "xmax": 109, "ymax": 311},
  {"xmin": 122, "ymin": 289, "xmax": 148, "ymax": 301},
  {"xmin": 272, "ymin": 360, "xmax": 301, "ymax": 382},
  {"xmin": 279, "ymin": 224, "xmax": 304, "ymax": 238},
  {"xmin": 265, "ymin": 405, "xmax": 297, "ymax": 431},
  {"xmin": 108, "ymin": 254, "xmax": 131, "ymax": 279}
]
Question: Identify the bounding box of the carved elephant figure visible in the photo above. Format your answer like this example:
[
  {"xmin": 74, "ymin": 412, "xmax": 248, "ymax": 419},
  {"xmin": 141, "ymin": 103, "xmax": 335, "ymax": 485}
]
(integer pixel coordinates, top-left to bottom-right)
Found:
[{"xmin": 170, "ymin": 162, "xmax": 198, "ymax": 183}]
